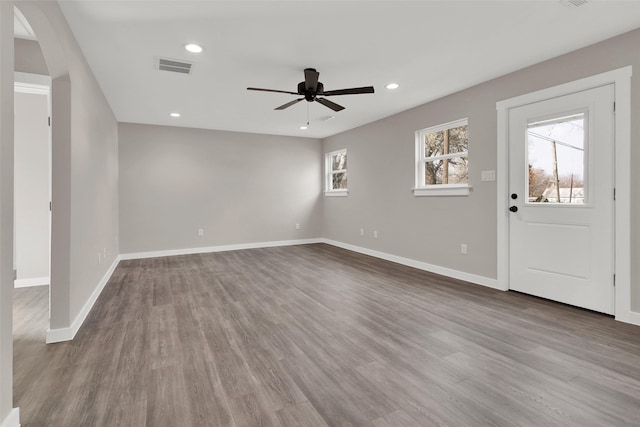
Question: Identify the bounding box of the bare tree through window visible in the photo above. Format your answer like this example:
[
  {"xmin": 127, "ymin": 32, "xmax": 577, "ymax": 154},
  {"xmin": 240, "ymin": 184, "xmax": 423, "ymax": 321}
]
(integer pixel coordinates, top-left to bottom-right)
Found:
[
  {"xmin": 326, "ymin": 149, "xmax": 348, "ymax": 192},
  {"xmin": 420, "ymin": 121, "xmax": 469, "ymax": 186},
  {"xmin": 527, "ymin": 113, "xmax": 585, "ymax": 204}
]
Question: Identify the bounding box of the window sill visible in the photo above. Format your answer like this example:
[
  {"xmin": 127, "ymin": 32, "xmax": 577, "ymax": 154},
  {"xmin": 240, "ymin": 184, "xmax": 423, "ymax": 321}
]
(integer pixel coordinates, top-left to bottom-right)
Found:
[
  {"xmin": 325, "ymin": 190, "xmax": 348, "ymax": 197},
  {"xmin": 412, "ymin": 185, "xmax": 471, "ymax": 197}
]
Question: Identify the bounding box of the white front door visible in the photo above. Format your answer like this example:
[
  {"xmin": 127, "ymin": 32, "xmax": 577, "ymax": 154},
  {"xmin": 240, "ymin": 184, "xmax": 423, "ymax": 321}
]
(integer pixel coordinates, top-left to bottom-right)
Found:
[{"xmin": 508, "ymin": 84, "xmax": 615, "ymax": 314}]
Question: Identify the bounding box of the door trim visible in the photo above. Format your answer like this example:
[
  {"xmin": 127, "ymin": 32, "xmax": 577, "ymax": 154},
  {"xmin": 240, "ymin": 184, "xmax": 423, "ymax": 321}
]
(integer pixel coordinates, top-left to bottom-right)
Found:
[{"xmin": 496, "ymin": 66, "xmax": 634, "ymax": 324}]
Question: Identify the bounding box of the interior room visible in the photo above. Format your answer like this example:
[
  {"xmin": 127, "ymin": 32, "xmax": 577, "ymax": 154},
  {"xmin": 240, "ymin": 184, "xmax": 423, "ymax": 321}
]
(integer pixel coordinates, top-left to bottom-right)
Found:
[{"xmin": 2, "ymin": 1, "xmax": 640, "ymax": 426}]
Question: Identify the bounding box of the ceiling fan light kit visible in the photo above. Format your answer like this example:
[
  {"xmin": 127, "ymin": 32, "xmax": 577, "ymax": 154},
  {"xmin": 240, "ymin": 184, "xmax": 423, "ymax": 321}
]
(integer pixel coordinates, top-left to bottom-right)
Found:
[{"xmin": 247, "ymin": 68, "xmax": 374, "ymax": 112}]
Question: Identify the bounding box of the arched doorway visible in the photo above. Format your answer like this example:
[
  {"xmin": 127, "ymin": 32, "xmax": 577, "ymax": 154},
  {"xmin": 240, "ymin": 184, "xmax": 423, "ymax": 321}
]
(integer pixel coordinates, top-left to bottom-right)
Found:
[
  {"xmin": 1, "ymin": 3, "xmax": 72, "ymax": 426},
  {"xmin": 14, "ymin": 1, "xmax": 72, "ymax": 339}
]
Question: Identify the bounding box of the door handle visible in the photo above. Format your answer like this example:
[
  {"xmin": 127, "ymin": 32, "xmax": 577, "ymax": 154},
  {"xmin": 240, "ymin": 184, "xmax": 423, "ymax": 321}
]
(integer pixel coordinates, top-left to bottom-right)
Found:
[{"xmin": 509, "ymin": 206, "xmax": 518, "ymax": 213}]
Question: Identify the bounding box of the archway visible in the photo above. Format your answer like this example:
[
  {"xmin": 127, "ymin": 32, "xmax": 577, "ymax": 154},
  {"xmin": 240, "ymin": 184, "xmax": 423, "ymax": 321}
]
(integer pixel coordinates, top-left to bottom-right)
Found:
[
  {"xmin": 15, "ymin": 2, "xmax": 72, "ymax": 338},
  {"xmin": 0, "ymin": 2, "xmax": 72, "ymax": 426}
]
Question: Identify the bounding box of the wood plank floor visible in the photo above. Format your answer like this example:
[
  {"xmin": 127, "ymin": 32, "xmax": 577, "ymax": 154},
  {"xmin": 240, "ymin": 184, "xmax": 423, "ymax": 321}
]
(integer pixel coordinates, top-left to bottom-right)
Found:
[{"xmin": 13, "ymin": 243, "xmax": 640, "ymax": 426}]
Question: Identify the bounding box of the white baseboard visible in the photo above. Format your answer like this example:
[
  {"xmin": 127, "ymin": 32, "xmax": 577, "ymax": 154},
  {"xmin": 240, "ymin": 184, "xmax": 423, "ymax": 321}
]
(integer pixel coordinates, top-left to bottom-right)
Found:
[
  {"xmin": 46, "ymin": 256, "xmax": 120, "ymax": 344},
  {"xmin": 321, "ymin": 238, "xmax": 501, "ymax": 291},
  {"xmin": 121, "ymin": 238, "xmax": 499, "ymax": 290},
  {"xmin": 46, "ymin": 239, "xmax": 321, "ymax": 343},
  {"xmin": 38, "ymin": 236, "xmax": 637, "ymax": 345},
  {"xmin": 0, "ymin": 408, "xmax": 19, "ymax": 427},
  {"xmin": 40, "ymin": 237, "xmax": 635, "ymax": 345},
  {"xmin": 620, "ymin": 310, "xmax": 640, "ymax": 327},
  {"xmin": 120, "ymin": 238, "xmax": 324, "ymax": 260},
  {"xmin": 14, "ymin": 276, "xmax": 49, "ymax": 288}
]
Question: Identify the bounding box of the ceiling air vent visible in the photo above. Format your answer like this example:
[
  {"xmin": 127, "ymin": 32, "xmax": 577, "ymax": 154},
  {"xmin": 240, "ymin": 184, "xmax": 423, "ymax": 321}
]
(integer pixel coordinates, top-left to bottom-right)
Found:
[
  {"xmin": 157, "ymin": 57, "xmax": 192, "ymax": 74},
  {"xmin": 560, "ymin": 0, "xmax": 589, "ymax": 8}
]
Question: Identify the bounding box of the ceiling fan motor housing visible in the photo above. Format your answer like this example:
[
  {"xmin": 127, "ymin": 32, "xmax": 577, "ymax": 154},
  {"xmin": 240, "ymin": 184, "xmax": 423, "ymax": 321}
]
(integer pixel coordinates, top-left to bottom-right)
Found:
[{"xmin": 298, "ymin": 81, "xmax": 324, "ymax": 101}]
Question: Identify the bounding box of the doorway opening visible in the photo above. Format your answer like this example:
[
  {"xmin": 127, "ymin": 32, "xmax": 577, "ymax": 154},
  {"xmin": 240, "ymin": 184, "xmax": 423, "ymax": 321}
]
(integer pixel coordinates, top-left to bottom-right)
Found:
[
  {"xmin": 13, "ymin": 9, "xmax": 52, "ymax": 348},
  {"xmin": 13, "ymin": 74, "xmax": 51, "ymax": 345}
]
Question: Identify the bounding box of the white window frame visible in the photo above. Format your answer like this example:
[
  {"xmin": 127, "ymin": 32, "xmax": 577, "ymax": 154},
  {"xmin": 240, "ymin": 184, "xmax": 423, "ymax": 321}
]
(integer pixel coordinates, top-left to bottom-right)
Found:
[
  {"xmin": 413, "ymin": 118, "xmax": 470, "ymax": 196},
  {"xmin": 325, "ymin": 148, "xmax": 348, "ymax": 197}
]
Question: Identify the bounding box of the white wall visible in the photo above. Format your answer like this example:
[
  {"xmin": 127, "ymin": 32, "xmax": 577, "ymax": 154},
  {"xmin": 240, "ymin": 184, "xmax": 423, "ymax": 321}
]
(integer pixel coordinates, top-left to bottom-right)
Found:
[
  {"xmin": 119, "ymin": 123, "xmax": 323, "ymax": 254},
  {"xmin": 14, "ymin": 89, "xmax": 49, "ymax": 286},
  {"xmin": 12, "ymin": 2, "xmax": 120, "ymax": 337}
]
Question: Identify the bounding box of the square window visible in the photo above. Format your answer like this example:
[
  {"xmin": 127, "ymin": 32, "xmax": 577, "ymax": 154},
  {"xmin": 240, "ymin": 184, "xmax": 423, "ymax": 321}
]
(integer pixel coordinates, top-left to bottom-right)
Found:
[{"xmin": 414, "ymin": 119, "xmax": 470, "ymax": 196}]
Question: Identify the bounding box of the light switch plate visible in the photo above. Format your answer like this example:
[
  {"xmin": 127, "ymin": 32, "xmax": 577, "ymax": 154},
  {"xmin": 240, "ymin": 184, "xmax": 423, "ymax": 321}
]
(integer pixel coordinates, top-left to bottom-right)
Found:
[{"xmin": 481, "ymin": 170, "xmax": 496, "ymax": 182}]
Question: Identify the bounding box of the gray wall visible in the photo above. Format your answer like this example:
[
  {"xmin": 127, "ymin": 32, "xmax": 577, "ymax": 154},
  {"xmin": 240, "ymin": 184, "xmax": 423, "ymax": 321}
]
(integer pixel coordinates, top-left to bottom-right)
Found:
[
  {"xmin": 14, "ymin": 1, "xmax": 120, "ymax": 331},
  {"xmin": 323, "ymin": 27, "xmax": 640, "ymax": 310},
  {"xmin": 14, "ymin": 90, "xmax": 49, "ymax": 283},
  {"xmin": 0, "ymin": 3, "xmax": 14, "ymax": 423},
  {"xmin": 119, "ymin": 123, "xmax": 322, "ymax": 254},
  {"xmin": 14, "ymin": 38, "xmax": 47, "ymax": 75}
]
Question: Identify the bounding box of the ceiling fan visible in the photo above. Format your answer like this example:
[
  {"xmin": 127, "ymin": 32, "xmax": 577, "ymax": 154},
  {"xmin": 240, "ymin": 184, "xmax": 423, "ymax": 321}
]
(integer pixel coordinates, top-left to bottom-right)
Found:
[{"xmin": 247, "ymin": 68, "xmax": 374, "ymax": 112}]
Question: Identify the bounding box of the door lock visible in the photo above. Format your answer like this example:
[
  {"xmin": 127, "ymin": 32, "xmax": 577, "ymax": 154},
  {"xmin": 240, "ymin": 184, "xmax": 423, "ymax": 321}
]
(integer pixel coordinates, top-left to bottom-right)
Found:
[{"xmin": 511, "ymin": 193, "xmax": 518, "ymax": 199}]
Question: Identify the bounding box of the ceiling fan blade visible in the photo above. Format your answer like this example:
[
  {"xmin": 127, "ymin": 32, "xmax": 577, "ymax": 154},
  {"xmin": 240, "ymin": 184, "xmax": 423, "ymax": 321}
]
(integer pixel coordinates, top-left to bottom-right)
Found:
[
  {"xmin": 322, "ymin": 86, "xmax": 375, "ymax": 96},
  {"xmin": 275, "ymin": 98, "xmax": 304, "ymax": 110},
  {"xmin": 316, "ymin": 97, "xmax": 345, "ymax": 112},
  {"xmin": 304, "ymin": 68, "xmax": 319, "ymax": 92},
  {"xmin": 247, "ymin": 87, "xmax": 299, "ymax": 95}
]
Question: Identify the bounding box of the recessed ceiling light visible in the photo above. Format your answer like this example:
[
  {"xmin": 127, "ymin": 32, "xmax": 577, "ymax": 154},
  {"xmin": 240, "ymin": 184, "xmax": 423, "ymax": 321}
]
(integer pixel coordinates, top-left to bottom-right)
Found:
[
  {"xmin": 386, "ymin": 83, "xmax": 399, "ymax": 90},
  {"xmin": 170, "ymin": 112, "xmax": 181, "ymax": 118},
  {"xmin": 184, "ymin": 43, "xmax": 203, "ymax": 53},
  {"xmin": 299, "ymin": 125, "xmax": 308, "ymax": 130},
  {"xmin": 319, "ymin": 115, "xmax": 335, "ymax": 121}
]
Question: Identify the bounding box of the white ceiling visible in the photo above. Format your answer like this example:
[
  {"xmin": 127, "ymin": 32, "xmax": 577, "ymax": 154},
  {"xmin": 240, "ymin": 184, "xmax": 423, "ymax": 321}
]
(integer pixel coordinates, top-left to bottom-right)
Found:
[{"xmin": 56, "ymin": 1, "xmax": 640, "ymax": 139}]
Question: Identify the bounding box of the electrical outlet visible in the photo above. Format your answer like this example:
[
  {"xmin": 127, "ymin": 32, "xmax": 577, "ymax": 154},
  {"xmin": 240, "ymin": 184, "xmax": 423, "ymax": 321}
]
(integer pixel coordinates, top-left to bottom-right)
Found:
[
  {"xmin": 373, "ymin": 230, "xmax": 378, "ymax": 239},
  {"xmin": 295, "ymin": 223, "xmax": 300, "ymax": 230},
  {"xmin": 98, "ymin": 252, "xmax": 102, "ymax": 264},
  {"xmin": 461, "ymin": 243, "xmax": 468, "ymax": 255},
  {"xmin": 360, "ymin": 228, "xmax": 364, "ymax": 236},
  {"xmin": 198, "ymin": 228, "xmax": 204, "ymax": 236},
  {"xmin": 103, "ymin": 247, "xmax": 107, "ymax": 258}
]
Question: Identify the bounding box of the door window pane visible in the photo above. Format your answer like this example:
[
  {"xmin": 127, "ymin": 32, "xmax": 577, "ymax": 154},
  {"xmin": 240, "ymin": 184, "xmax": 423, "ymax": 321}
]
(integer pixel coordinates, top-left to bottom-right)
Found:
[{"xmin": 527, "ymin": 113, "xmax": 586, "ymax": 204}]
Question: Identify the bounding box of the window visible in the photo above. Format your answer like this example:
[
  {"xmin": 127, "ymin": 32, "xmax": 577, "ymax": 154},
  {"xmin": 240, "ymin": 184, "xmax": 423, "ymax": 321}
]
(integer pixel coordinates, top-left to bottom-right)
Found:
[
  {"xmin": 325, "ymin": 148, "xmax": 348, "ymax": 196},
  {"xmin": 414, "ymin": 118, "xmax": 470, "ymax": 196},
  {"xmin": 527, "ymin": 112, "xmax": 586, "ymax": 204}
]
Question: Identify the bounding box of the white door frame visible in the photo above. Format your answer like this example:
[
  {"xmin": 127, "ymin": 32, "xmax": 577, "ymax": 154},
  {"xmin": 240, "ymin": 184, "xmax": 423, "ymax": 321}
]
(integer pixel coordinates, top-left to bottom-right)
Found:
[{"xmin": 496, "ymin": 66, "xmax": 636, "ymax": 325}]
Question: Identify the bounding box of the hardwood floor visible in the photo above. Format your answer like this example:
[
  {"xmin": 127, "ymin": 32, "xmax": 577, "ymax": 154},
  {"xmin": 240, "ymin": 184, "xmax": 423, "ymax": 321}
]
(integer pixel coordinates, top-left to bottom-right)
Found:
[{"xmin": 13, "ymin": 243, "xmax": 640, "ymax": 426}]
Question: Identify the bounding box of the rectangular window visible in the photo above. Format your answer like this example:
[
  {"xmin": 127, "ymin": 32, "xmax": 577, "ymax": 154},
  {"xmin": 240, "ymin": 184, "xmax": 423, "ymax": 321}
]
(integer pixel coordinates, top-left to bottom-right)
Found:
[
  {"xmin": 527, "ymin": 112, "xmax": 586, "ymax": 204},
  {"xmin": 325, "ymin": 149, "xmax": 348, "ymax": 196},
  {"xmin": 414, "ymin": 118, "xmax": 470, "ymax": 196}
]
